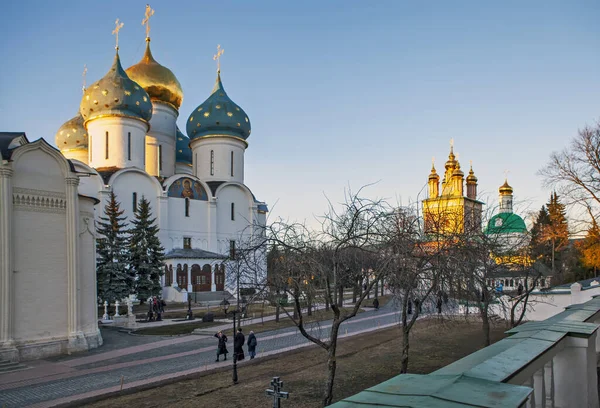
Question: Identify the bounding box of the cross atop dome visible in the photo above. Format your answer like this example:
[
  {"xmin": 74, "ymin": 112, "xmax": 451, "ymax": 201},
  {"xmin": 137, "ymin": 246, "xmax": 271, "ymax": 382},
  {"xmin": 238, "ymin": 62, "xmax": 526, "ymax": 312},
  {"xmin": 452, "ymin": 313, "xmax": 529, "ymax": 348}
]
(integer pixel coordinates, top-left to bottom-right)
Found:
[
  {"xmin": 213, "ymin": 44, "xmax": 224, "ymax": 73},
  {"xmin": 142, "ymin": 4, "xmax": 155, "ymax": 40},
  {"xmin": 112, "ymin": 18, "xmax": 124, "ymax": 50}
]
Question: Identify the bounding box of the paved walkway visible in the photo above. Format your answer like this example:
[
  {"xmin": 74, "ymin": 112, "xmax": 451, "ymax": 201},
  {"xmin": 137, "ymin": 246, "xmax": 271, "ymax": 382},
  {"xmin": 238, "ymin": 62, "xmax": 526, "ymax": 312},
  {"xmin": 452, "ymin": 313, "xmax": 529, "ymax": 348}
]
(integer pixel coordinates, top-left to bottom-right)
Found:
[{"xmin": 0, "ymin": 299, "xmax": 413, "ymax": 408}]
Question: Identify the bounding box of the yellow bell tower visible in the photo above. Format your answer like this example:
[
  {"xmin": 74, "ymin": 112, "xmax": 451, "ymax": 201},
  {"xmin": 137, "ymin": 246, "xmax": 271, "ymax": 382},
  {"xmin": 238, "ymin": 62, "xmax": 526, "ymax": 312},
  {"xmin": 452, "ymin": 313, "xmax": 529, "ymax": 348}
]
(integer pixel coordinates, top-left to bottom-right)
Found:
[{"xmin": 423, "ymin": 141, "xmax": 483, "ymax": 237}]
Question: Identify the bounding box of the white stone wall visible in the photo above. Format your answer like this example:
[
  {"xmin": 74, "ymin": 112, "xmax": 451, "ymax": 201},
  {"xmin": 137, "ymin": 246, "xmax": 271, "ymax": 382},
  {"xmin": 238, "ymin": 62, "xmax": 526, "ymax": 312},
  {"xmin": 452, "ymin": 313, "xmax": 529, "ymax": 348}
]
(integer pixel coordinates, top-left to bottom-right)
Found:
[
  {"xmin": 145, "ymin": 102, "xmax": 177, "ymax": 178},
  {"xmin": 87, "ymin": 116, "xmax": 147, "ymax": 170},
  {"xmin": 109, "ymin": 169, "xmax": 162, "ymax": 226},
  {"xmin": 62, "ymin": 149, "xmax": 88, "ymax": 165},
  {"xmin": 0, "ymin": 139, "xmax": 102, "ymax": 361},
  {"xmin": 175, "ymin": 162, "xmax": 192, "ymax": 175},
  {"xmin": 191, "ymin": 137, "xmax": 246, "ymax": 184},
  {"xmin": 78, "ymin": 196, "xmax": 100, "ymax": 339},
  {"xmin": 489, "ymin": 282, "xmax": 600, "ymax": 322}
]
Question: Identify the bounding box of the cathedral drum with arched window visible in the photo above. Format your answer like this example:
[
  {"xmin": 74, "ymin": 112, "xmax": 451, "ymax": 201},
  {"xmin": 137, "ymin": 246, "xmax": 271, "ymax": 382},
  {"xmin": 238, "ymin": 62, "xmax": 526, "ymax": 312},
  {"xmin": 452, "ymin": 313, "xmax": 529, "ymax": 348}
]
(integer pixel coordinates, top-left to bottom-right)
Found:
[{"xmin": 191, "ymin": 264, "xmax": 212, "ymax": 292}]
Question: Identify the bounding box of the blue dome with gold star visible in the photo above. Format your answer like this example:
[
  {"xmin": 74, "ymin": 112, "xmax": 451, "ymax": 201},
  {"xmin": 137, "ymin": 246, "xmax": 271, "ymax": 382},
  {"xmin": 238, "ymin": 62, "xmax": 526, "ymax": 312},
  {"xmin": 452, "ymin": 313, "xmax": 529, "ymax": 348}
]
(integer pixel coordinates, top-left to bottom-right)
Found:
[
  {"xmin": 55, "ymin": 113, "xmax": 88, "ymax": 151},
  {"xmin": 176, "ymin": 127, "xmax": 192, "ymax": 165},
  {"xmin": 187, "ymin": 73, "xmax": 251, "ymax": 140},
  {"xmin": 80, "ymin": 51, "xmax": 153, "ymax": 125}
]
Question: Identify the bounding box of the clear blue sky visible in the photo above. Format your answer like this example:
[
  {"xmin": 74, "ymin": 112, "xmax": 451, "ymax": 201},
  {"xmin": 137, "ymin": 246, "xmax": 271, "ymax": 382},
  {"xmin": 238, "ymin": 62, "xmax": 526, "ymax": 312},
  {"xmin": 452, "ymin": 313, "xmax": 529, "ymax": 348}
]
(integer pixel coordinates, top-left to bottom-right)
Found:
[{"xmin": 1, "ymin": 1, "xmax": 599, "ymax": 227}]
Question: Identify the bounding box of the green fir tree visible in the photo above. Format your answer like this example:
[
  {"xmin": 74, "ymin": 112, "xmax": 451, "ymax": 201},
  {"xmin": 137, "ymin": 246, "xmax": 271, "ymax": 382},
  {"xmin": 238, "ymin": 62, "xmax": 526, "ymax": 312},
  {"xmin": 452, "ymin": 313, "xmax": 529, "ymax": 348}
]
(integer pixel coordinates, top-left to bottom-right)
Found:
[
  {"xmin": 129, "ymin": 196, "xmax": 165, "ymax": 302},
  {"xmin": 530, "ymin": 205, "xmax": 551, "ymax": 264},
  {"xmin": 96, "ymin": 192, "xmax": 131, "ymax": 303}
]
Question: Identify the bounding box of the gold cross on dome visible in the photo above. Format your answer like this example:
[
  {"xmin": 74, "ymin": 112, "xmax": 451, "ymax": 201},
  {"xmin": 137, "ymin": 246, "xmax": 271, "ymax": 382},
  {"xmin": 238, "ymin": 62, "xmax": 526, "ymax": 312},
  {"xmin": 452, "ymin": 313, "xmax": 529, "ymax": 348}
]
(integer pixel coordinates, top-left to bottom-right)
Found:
[
  {"xmin": 142, "ymin": 4, "xmax": 155, "ymax": 39},
  {"xmin": 504, "ymin": 169, "xmax": 510, "ymax": 180},
  {"xmin": 82, "ymin": 64, "xmax": 87, "ymax": 94},
  {"xmin": 112, "ymin": 18, "xmax": 124, "ymax": 50},
  {"xmin": 213, "ymin": 44, "xmax": 224, "ymax": 73}
]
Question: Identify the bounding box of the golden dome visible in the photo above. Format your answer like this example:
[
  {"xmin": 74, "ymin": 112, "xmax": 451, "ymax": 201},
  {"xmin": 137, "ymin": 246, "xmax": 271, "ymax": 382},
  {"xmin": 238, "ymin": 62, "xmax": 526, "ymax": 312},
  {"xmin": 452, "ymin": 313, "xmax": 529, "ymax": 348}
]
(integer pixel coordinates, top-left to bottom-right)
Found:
[
  {"xmin": 499, "ymin": 179, "xmax": 513, "ymax": 195},
  {"xmin": 466, "ymin": 164, "xmax": 477, "ymax": 184},
  {"xmin": 126, "ymin": 39, "xmax": 183, "ymax": 110}
]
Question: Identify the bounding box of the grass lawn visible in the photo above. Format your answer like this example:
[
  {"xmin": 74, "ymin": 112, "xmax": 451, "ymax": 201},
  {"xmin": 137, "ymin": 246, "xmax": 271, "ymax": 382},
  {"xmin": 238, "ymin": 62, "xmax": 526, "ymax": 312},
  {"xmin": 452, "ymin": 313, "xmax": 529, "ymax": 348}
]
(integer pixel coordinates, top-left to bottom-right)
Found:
[{"xmin": 84, "ymin": 317, "xmax": 507, "ymax": 408}]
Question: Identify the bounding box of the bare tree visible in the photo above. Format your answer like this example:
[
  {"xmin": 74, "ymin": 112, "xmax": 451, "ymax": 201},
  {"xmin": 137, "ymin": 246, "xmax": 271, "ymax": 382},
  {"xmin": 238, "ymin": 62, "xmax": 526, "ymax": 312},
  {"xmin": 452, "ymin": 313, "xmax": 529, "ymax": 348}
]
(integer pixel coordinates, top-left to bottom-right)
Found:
[
  {"xmin": 267, "ymin": 187, "xmax": 391, "ymax": 406},
  {"xmin": 540, "ymin": 121, "xmax": 600, "ymax": 227}
]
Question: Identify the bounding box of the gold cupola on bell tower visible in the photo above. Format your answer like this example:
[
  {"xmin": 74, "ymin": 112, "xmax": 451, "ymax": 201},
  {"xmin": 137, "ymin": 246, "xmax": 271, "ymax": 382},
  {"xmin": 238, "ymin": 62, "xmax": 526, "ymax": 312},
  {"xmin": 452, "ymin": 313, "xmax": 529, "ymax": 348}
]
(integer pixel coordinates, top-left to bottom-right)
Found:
[
  {"xmin": 428, "ymin": 158, "xmax": 440, "ymax": 198},
  {"xmin": 466, "ymin": 162, "xmax": 478, "ymax": 199}
]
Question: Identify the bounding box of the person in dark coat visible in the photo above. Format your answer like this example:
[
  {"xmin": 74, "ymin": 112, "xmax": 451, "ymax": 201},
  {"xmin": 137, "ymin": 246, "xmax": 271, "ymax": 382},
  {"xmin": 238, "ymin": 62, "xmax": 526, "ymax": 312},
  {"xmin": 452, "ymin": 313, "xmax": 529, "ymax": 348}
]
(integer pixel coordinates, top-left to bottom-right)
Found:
[
  {"xmin": 414, "ymin": 298, "xmax": 421, "ymax": 314},
  {"xmin": 373, "ymin": 298, "xmax": 379, "ymax": 310},
  {"xmin": 214, "ymin": 331, "xmax": 228, "ymax": 362},
  {"xmin": 247, "ymin": 330, "xmax": 257, "ymax": 359},
  {"xmin": 234, "ymin": 327, "xmax": 245, "ymax": 361}
]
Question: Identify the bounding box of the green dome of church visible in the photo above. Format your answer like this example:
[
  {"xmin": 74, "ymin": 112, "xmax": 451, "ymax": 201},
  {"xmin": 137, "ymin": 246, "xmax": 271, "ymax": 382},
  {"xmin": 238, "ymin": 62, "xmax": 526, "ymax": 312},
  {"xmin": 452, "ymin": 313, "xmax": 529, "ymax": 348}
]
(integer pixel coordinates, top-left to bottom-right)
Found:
[
  {"xmin": 486, "ymin": 213, "xmax": 527, "ymax": 235},
  {"xmin": 55, "ymin": 113, "xmax": 88, "ymax": 151},
  {"xmin": 80, "ymin": 51, "xmax": 153, "ymax": 125},
  {"xmin": 187, "ymin": 72, "xmax": 251, "ymax": 141},
  {"xmin": 176, "ymin": 127, "xmax": 192, "ymax": 165}
]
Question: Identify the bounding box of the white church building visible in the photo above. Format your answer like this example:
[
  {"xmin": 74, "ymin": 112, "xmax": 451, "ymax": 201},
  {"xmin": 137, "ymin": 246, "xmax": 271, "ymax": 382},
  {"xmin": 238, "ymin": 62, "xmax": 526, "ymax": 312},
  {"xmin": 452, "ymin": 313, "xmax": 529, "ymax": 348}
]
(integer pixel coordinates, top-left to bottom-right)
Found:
[{"xmin": 54, "ymin": 31, "xmax": 268, "ymax": 299}]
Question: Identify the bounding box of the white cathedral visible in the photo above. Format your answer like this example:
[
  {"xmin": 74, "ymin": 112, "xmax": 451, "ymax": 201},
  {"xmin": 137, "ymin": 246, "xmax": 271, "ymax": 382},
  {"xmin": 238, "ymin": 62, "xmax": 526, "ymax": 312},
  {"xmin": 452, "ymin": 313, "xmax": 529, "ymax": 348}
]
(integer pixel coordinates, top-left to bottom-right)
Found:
[
  {"xmin": 0, "ymin": 15, "xmax": 268, "ymax": 361},
  {"xmin": 55, "ymin": 28, "xmax": 268, "ymax": 301}
]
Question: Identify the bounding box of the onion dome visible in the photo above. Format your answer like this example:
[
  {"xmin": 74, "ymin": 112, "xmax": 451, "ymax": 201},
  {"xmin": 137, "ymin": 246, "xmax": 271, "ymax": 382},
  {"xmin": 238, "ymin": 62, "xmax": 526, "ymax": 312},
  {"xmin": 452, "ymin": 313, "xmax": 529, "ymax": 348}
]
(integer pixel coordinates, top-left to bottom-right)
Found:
[
  {"xmin": 499, "ymin": 179, "xmax": 513, "ymax": 195},
  {"xmin": 176, "ymin": 127, "xmax": 192, "ymax": 165},
  {"xmin": 55, "ymin": 114, "xmax": 88, "ymax": 151},
  {"xmin": 187, "ymin": 72, "xmax": 251, "ymax": 141},
  {"xmin": 126, "ymin": 39, "xmax": 183, "ymax": 110},
  {"xmin": 452, "ymin": 161, "xmax": 464, "ymax": 177},
  {"xmin": 428, "ymin": 162, "xmax": 439, "ymax": 180},
  {"xmin": 445, "ymin": 148, "xmax": 457, "ymax": 171},
  {"xmin": 486, "ymin": 212, "xmax": 527, "ymax": 234},
  {"xmin": 466, "ymin": 164, "xmax": 477, "ymax": 184},
  {"xmin": 80, "ymin": 51, "xmax": 153, "ymax": 125}
]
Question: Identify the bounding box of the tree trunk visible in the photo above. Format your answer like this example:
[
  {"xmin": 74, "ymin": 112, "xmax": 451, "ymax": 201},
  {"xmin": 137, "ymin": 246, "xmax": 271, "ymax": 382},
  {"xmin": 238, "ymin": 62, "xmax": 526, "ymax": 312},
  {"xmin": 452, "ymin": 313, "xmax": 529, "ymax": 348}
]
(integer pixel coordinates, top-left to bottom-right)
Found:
[
  {"xmin": 381, "ymin": 281, "xmax": 384, "ymax": 297},
  {"xmin": 293, "ymin": 287, "xmax": 299, "ymax": 319},
  {"xmin": 400, "ymin": 314, "xmax": 410, "ymax": 374},
  {"xmin": 325, "ymin": 295, "xmax": 330, "ymax": 311},
  {"xmin": 308, "ymin": 298, "xmax": 313, "ymax": 316},
  {"xmin": 275, "ymin": 288, "xmax": 280, "ymax": 323},
  {"xmin": 352, "ymin": 283, "xmax": 358, "ymax": 304},
  {"xmin": 374, "ymin": 281, "xmax": 379, "ymax": 299},
  {"xmin": 323, "ymin": 324, "xmax": 340, "ymax": 406},
  {"xmin": 338, "ymin": 285, "xmax": 344, "ymax": 307}
]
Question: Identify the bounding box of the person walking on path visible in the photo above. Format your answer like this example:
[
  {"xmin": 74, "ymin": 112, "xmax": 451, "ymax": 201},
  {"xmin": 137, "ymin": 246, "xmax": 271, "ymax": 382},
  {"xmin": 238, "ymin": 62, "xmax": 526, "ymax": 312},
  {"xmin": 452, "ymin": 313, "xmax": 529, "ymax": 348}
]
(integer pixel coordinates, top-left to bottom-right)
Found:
[
  {"xmin": 214, "ymin": 331, "xmax": 228, "ymax": 362},
  {"xmin": 234, "ymin": 327, "xmax": 245, "ymax": 361},
  {"xmin": 373, "ymin": 298, "xmax": 379, "ymax": 310},
  {"xmin": 247, "ymin": 330, "xmax": 257, "ymax": 359}
]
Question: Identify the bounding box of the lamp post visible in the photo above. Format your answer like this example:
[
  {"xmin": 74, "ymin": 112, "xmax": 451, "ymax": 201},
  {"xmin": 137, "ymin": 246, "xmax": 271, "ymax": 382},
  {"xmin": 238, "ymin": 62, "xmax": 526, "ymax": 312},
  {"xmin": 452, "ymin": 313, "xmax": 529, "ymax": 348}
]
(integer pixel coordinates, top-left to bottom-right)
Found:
[{"xmin": 221, "ymin": 298, "xmax": 238, "ymax": 384}]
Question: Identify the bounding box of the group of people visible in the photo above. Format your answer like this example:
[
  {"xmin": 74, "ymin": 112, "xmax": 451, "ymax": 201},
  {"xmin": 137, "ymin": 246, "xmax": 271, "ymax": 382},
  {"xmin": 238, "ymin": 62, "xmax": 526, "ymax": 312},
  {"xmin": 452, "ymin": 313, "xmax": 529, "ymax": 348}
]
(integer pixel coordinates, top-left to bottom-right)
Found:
[
  {"xmin": 214, "ymin": 328, "xmax": 258, "ymax": 362},
  {"xmin": 147, "ymin": 296, "xmax": 166, "ymax": 322}
]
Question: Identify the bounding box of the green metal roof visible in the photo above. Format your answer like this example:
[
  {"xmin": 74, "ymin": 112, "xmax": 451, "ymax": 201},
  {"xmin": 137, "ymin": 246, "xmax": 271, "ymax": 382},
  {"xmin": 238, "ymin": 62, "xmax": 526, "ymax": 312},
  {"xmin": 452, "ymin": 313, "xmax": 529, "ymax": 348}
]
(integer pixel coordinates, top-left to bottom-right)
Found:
[
  {"xmin": 329, "ymin": 296, "xmax": 600, "ymax": 408},
  {"xmin": 329, "ymin": 374, "xmax": 532, "ymax": 407},
  {"xmin": 485, "ymin": 212, "xmax": 527, "ymax": 234}
]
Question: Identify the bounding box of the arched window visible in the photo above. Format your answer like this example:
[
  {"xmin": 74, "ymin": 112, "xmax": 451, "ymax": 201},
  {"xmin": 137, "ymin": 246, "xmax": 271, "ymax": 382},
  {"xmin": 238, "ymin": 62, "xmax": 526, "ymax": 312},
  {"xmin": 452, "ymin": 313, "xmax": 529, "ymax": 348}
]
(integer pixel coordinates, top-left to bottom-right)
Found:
[
  {"xmin": 127, "ymin": 132, "xmax": 131, "ymax": 160},
  {"xmin": 231, "ymin": 202, "xmax": 235, "ymax": 220},
  {"xmin": 230, "ymin": 151, "xmax": 234, "ymax": 176},
  {"xmin": 210, "ymin": 150, "xmax": 214, "ymax": 175},
  {"xmin": 132, "ymin": 192, "xmax": 137, "ymax": 212},
  {"xmin": 510, "ymin": 279, "xmax": 514, "ymax": 287},
  {"xmin": 185, "ymin": 197, "xmax": 190, "ymax": 217}
]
